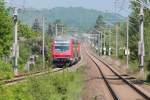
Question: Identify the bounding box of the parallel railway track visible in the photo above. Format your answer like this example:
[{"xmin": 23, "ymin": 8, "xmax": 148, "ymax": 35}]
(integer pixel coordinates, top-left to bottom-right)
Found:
[
  {"xmin": 85, "ymin": 48, "xmax": 150, "ymax": 100},
  {"xmin": 1, "ymin": 55, "xmax": 82, "ymax": 86},
  {"xmin": 1, "ymin": 68, "xmax": 64, "ymax": 86},
  {"xmin": 2, "ymin": 45, "xmax": 150, "ymax": 100}
]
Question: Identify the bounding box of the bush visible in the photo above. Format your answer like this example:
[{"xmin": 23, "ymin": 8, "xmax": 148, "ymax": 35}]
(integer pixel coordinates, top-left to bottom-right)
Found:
[
  {"xmin": 146, "ymin": 61, "xmax": 150, "ymax": 82},
  {"xmin": 0, "ymin": 60, "xmax": 13, "ymax": 79},
  {"xmin": 27, "ymin": 70, "xmax": 83, "ymax": 100},
  {"xmin": 147, "ymin": 73, "xmax": 150, "ymax": 82}
]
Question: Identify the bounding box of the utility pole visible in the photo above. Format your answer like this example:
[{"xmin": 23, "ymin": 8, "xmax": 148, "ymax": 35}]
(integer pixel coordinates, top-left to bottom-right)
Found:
[
  {"xmin": 103, "ymin": 31, "xmax": 106, "ymax": 55},
  {"xmin": 94, "ymin": 34, "xmax": 96, "ymax": 52},
  {"xmin": 13, "ymin": 7, "xmax": 19, "ymax": 75},
  {"xmin": 95, "ymin": 30, "xmax": 102, "ymax": 55},
  {"xmin": 99, "ymin": 32, "xmax": 101, "ymax": 55},
  {"xmin": 115, "ymin": 24, "xmax": 118, "ymax": 57},
  {"xmin": 100, "ymin": 32, "xmax": 103, "ymax": 55},
  {"xmin": 95, "ymin": 30, "xmax": 100, "ymax": 55},
  {"xmin": 62, "ymin": 26, "xmax": 64, "ymax": 35},
  {"xmin": 114, "ymin": 0, "xmax": 118, "ymax": 57},
  {"xmin": 108, "ymin": 29, "xmax": 112, "ymax": 56},
  {"xmin": 55, "ymin": 24, "xmax": 58, "ymax": 36},
  {"xmin": 42, "ymin": 17, "xmax": 45, "ymax": 68},
  {"xmin": 97, "ymin": 34, "xmax": 100, "ymax": 55},
  {"xmin": 126, "ymin": 17, "xmax": 129, "ymax": 69},
  {"xmin": 139, "ymin": 4, "xmax": 144, "ymax": 72}
]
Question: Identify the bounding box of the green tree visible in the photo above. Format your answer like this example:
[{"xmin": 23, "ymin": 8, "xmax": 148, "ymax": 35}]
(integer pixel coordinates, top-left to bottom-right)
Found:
[
  {"xmin": 32, "ymin": 18, "xmax": 42, "ymax": 33},
  {"xmin": 0, "ymin": 0, "xmax": 12, "ymax": 56},
  {"xmin": 19, "ymin": 22, "xmax": 37, "ymax": 38},
  {"xmin": 128, "ymin": 1, "xmax": 140, "ymax": 61},
  {"xmin": 94, "ymin": 15, "xmax": 105, "ymax": 31},
  {"xmin": 129, "ymin": 0, "xmax": 150, "ymax": 61},
  {"xmin": 128, "ymin": 0, "xmax": 150, "ymax": 81},
  {"xmin": 47, "ymin": 23, "xmax": 54, "ymax": 36}
]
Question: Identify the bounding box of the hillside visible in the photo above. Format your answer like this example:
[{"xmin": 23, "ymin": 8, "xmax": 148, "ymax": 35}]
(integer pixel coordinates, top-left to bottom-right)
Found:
[{"xmin": 19, "ymin": 7, "xmax": 124, "ymax": 31}]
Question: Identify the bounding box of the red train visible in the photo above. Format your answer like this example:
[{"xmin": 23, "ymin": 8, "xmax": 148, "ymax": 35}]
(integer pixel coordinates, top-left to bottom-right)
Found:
[{"xmin": 52, "ymin": 37, "xmax": 81, "ymax": 66}]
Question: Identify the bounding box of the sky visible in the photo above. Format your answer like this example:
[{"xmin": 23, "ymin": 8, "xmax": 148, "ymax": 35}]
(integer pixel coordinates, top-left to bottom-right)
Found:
[{"xmin": 7, "ymin": 0, "xmax": 130, "ymax": 16}]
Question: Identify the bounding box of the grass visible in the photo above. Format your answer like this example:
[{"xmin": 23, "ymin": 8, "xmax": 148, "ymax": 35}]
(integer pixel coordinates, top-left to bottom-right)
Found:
[
  {"xmin": 0, "ymin": 66, "xmax": 84, "ymax": 100},
  {"xmin": 0, "ymin": 61, "xmax": 13, "ymax": 80}
]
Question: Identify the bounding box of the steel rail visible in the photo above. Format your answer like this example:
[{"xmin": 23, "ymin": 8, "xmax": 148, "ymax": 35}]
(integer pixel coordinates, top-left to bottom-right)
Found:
[
  {"xmin": 86, "ymin": 50, "xmax": 120, "ymax": 100},
  {"xmin": 1, "ymin": 68, "xmax": 65, "ymax": 86}
]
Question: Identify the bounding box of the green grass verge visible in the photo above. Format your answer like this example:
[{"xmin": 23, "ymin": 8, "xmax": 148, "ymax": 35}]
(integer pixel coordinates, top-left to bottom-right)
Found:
[{"xmin": 0, "ymin": 67, "xmax": 84, "ymax": 100}]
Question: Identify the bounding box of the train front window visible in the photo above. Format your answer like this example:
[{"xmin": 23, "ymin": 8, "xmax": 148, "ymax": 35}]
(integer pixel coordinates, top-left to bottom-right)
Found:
[{"xmin": 55, "ymin": 46, "xmax": 69, "ymax": 52}]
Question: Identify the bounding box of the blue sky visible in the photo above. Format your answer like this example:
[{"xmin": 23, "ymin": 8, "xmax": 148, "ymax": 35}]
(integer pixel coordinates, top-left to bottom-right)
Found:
[{"xmin": 7, "ymin": 0, "xmax": 130, "ymax": 16}]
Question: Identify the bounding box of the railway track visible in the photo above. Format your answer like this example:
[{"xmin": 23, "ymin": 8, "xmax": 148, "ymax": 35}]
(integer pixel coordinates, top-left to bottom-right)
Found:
[
  {"xmin": 1, "ymin": 68, "xmax": 64, "ymax": 86},
  {"xmin": 1, "ymin": 53, "xmax": 83, "ymax": 86},
  {"xmin": 85, "ymin": 49, "xmax": 150, "ymax": 100}
]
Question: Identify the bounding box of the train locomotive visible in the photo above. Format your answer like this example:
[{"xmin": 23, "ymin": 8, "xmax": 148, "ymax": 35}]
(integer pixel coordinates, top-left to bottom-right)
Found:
[{"xmin": 52, "ymin": 37, "xmax": 80, "ymax": 66}]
